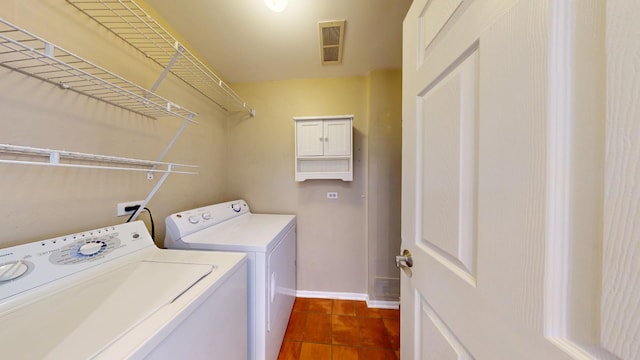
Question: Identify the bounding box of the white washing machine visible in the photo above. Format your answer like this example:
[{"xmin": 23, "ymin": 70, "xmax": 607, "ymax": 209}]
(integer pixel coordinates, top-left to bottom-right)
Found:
[
  {"xmin": 0, "ymin": 220, "xmax": 247, "ymax": 359},
  {"xmin": 165, "ymin": 200, "xmax": 296, "ymax": 360}
]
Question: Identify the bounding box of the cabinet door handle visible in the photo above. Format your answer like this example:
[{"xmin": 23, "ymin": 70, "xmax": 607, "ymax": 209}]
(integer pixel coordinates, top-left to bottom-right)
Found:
[
  {"xmin": 324, "ymin": 137, "xmax": 329, "ymax": 141},
  {"xmin": 319, "ymin": 137, "xmax": 324, "ymax": 142}
]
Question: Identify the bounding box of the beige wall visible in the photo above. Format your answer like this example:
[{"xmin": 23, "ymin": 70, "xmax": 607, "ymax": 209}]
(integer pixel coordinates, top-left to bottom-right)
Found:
[
  {"xmin": 0, "ymin": 0, "xmax": 402, "ymax": 300},
  {"xmin": 228, "ymin": 78, "xmax": 369, "ymax": 294},
  {"xmin": 229, "ymin": 72, "xmax": 402, "ymax": 297},
  {"xmin": 0, "ymin": 0, "xmax": 230, "ymax": 247},
  {"xmin": 367, "ymin": 70, "xmax": 402, "ymax": 301}
]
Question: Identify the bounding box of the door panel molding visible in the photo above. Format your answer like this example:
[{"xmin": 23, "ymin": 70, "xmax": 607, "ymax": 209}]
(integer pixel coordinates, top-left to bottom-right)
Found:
[
  {"xmin": 416, "ymin": 291, "xmax": 475, "ymax": 359},
  {"xmin": 544, "ymin": 1, "xmax": 618, "ymax": 359},
  {"xmin": 419, "ymin": 48, "xmax": 478, "ymax": 285},
  {"xmin": 418, "ymin": 0, "xmax": 463, "ymax": 58},
  {"xmin": 418, "ymin": 0, "xmax": 476, "ymax": 67}
]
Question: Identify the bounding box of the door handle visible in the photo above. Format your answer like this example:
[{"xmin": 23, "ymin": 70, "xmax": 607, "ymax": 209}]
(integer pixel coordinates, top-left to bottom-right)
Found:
[
  {"xmin": 396, "ymin": 249, "xmax": 413, "ymax": 277},
  {"xmin": 396, "ymin": 249, "xmax": 413, "ymax": 268}
]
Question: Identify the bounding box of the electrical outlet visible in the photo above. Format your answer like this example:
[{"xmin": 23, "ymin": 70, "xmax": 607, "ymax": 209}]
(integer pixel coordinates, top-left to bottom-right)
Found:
[
  {"xmin": 327, "ymin": 192, "xmax": 338, "ymax": 199},
  {"xmin": 116, "ymin": 200, "xmax": 144, "ymax": 216}
]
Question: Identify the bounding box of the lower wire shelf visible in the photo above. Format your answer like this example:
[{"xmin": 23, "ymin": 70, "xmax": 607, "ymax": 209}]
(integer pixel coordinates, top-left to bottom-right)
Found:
[{"xmin": 0, "ymin": 143, "xmax": 198, "ymax": 174}]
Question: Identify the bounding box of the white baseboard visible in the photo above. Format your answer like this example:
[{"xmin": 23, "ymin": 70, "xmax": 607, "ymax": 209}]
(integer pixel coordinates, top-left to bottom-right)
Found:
[
  {"xmin": 295, "ymin": 290, "xmax": 368, "ymax": 301},
  {"xmin": 295, "ymin": 290, "xmax": 400, "ymax": 309},
  {"xmin": 366, "ymin": 299, "xmax": 400, "ymax": 309}
]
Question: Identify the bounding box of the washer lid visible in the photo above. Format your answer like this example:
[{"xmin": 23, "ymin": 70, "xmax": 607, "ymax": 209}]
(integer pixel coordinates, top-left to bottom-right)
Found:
[{"xmin": 0, "ymin": 260, "xmax": 213, "ymax": 359}]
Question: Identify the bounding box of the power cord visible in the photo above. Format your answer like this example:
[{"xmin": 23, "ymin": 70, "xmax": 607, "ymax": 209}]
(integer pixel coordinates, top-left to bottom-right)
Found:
[{"xmin": 125, "ymin": 205, "xmax": 155, "ymax": 241}]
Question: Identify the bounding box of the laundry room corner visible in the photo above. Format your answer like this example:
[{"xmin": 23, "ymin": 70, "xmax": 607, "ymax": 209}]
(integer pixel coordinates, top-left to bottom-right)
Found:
[
  {"xmin": 0, "ymin": 0, "xmax": 403, "ymax": 308},
  {"xmin": 227, "ymin": 70, "xmax": 402, "ymax": 303}
]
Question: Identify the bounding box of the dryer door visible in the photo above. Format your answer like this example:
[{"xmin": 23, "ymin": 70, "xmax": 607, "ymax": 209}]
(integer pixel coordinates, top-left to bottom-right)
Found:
[{"xmin": 266, "ymin": 225, "xmax": 296, "ymax": 360}]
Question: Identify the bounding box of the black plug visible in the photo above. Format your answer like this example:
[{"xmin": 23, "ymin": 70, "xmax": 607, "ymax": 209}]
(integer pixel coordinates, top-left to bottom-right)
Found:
[{"xmin": 125, "ymin": 205, "xmax": 141, "ymax": 212}]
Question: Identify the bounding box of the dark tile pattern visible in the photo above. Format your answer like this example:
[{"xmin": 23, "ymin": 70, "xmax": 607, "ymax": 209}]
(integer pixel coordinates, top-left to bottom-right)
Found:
[{"xmin": 278, "ymin": 298, "xmax": 400, "ymax": 360}]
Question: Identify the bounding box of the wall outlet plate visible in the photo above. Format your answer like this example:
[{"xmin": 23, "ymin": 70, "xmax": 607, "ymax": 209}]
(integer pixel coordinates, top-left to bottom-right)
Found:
[
  {"xmin": 116, "ymin": 200, "xmax": 144, "ymax": 216},
  {"xmin": 327, "ymin": 192, "xmax": 338, "ymax": 199}
]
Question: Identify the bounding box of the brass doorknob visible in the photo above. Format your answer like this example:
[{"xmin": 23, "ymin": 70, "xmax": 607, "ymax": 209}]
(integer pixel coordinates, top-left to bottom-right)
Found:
[
  {"xmin": 395, "ymin": 249, "xmax": 413, "ymax": 268},
  {"xmin": 396, "ymin": 249, "xmax": 413, "ymax": 277}
]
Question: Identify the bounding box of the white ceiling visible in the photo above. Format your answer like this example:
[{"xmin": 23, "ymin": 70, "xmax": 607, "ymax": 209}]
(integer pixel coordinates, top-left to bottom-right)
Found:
[{"xmin": 145, "ymin": 0, "xmax": 413, "ymax": 83}]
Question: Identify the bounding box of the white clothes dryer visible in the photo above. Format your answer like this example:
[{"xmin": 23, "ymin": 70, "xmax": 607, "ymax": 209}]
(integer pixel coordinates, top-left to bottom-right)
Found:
[
  {"xmin": 165, "ymin": 200, "xmax": 296, "ymax": 360},
  {"xmin": 0, "ymin": 220, "xmax": 247, "ymax": 360}
]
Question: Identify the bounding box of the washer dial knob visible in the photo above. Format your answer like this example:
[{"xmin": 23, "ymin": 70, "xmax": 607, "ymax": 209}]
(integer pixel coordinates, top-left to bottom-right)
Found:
[
  {"xmin": 78, "ymin": 241, "xmax": 106, "ymax": 256},
  {"xmin": 202, "ymin": 212, "xmax": 212, "ymax": 220},
  {"xmin": 0, "ymin": 261, "xmax": 29, "ymax": 282},
  {"xmin": 188, "ymin": 216, "xmax": 200, "ymax": 224}
]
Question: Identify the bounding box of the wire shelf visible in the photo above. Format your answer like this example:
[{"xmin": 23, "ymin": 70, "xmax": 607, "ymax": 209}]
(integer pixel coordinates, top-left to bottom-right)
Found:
[
  {"xmin": 0, "ymin": 18, "xmax": 197, "ymax": 122},
  {"xmin": 0, "ymin": 144, "xmax": 198, "ymax": 174},
  {"xmin": 67, "ymin": 0, "xmax": 255, "ymax": 116}
]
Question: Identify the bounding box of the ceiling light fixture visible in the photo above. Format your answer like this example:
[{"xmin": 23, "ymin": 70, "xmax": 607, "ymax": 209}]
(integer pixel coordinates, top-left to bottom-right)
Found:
[{"xmin": 264, "ymin": 0, "xmax": 288, "ymax": 12}]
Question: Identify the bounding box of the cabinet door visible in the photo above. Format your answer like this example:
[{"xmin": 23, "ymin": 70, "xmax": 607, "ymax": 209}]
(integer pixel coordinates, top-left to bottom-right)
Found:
[
  {"xmin": 323, "ymin": 119, "xmax": 351, "ymax": 156},
  {"xmin": 296, "ymin": 120, "xmax": 324, "ymax": 156}
]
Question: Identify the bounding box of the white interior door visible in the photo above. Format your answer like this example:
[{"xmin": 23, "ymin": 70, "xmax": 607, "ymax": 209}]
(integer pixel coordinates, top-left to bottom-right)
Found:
[{"xmin": 400, "ymin": 0, "xmax": 640, "ymax": 359}]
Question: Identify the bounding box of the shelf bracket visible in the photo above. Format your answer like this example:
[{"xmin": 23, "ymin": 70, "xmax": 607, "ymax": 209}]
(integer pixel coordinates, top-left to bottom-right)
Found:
[
  {"xmin": 146, "ymin": 45, "xmax": 184, "ymax": 100},
  {"xmin": 43, "ymin": 42, "xmax": 54, "ymax": 57},
  {"xmin": 49, "ymin": 151, "xmax": 60, "ymax": 164},
  {"xmin": 147, "ymin": 112, "xmax": 194, "ymax": 180},
  {"xmin": 131, "ymin": 164, "xmax": 173, "ymax": 222}
]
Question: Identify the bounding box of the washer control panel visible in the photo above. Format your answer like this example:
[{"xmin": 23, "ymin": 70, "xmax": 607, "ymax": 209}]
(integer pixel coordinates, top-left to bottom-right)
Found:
[
  {"xmin": 165, "ymin": 200, "xmax": 250, "ymax": 245},
  {"xmin": 0, "ymin": 221, "xmax": 154, "ymax": 301},
  {"xmin": 48, "ymin": 232, "xmax": 121, "ymax": 265},
  {"xmin": 0, "ymin": 261, "xmax": 30, "ymax": 282}
]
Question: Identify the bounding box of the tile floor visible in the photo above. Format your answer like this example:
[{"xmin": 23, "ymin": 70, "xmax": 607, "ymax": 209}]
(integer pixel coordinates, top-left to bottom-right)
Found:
[{"xmin": 278, "ymin": 298, "xmax": 400, "ymax": 360}]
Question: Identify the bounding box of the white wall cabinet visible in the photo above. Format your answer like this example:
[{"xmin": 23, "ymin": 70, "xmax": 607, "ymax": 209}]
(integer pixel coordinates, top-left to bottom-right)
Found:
[{"xmin": 294, "ymin": 115, "xmax": 353, "ymax": 181}]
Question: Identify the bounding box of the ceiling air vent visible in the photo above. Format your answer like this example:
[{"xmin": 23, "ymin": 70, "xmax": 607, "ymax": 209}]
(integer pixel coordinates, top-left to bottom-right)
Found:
[{"xmin": 318, "ymin": 20, "xmax": 345, "ymax": 64}]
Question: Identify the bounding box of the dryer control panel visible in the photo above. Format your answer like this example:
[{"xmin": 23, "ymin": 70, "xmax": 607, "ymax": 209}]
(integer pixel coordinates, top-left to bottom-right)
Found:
[
  {"xmin": 0, "ymin": 221, "xmax": 154, "ymax": 301},
  {"xmin": 165, "ymin": 200, "xmax": 250, "ymax": 246}
]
